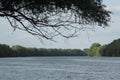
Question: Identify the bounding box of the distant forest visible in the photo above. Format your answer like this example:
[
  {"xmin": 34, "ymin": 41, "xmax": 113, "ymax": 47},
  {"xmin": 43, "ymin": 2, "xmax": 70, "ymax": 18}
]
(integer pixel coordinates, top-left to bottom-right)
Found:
[
  {"xmin": 0, "ymin": 44, "xmax": 86, "ymax": 57},
  {"xmin": 0, "ymin": 38, "xmax": 120, "ymax": 57},
  {"xmin": 84, "ymin": 38, "xmax": 120, "ymax": 57}
]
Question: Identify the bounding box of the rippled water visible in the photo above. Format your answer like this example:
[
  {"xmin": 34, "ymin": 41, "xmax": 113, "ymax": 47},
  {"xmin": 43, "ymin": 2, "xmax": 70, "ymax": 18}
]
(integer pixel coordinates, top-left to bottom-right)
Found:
[{"xmin": 0, "ymin": 57, "xmax": 120, "ymax": 80}]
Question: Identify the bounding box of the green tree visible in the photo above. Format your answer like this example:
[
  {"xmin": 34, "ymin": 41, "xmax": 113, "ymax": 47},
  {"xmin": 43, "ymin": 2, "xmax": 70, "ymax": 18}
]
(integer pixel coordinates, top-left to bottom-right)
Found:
[
  {"xmin": 0, "ymin": 44, "xmax": 12, "ymax": 57},
  {"xmin": 89, "ymin": 43, "xmax": 101, "ymax": 56},
  {"xmin": 12, "ymin": 45, "xmax": 28, "ymax": 57},
  {"xmin": 0, "ymin": 0, "xmax": 111, "ymax": 40},
  {"xmin": 103, "ymin": 39, "xmax": 120, "ymax": 56},
  {"xmin": 83, "ymin": 48, "xmax": 90, "ymax": 56},
  {"xmin": 99, "ymin": 45, "xmax": 107, "ymax": 56}
]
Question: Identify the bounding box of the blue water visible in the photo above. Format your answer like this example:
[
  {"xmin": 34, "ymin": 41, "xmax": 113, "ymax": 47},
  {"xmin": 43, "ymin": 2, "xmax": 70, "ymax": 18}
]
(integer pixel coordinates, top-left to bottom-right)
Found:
[{"xmin": 0, "ymin": 57, "xmax": 120, "ymax": 80}]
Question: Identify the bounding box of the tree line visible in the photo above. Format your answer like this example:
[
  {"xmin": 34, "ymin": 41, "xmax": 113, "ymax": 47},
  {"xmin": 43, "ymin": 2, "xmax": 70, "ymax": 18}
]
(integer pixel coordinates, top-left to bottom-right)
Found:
[
  {"xmin": 0, "ymin": 44, "xmax": 86, "ymax": 57},
  {"xmin": 84, "ymin": 38, "xmax": 120, "ymax": 57},
  {"xmin": 1, "ymin": 38, "xmax": 119, "ymax": 57}
]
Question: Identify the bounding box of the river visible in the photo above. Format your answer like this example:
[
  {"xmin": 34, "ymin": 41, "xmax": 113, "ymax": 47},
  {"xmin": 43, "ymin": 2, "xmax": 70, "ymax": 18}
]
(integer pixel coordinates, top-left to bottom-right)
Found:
[{"xmin": 0, "ymin": 57, "xmax": 120, "ymax": 80}]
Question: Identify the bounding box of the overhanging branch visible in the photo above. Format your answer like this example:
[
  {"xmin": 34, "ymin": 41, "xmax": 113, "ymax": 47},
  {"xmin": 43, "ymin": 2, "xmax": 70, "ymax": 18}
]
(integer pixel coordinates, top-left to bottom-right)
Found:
[{"xmin": 0, "ymin": 0, "xmax": 111, "ymax": 41}]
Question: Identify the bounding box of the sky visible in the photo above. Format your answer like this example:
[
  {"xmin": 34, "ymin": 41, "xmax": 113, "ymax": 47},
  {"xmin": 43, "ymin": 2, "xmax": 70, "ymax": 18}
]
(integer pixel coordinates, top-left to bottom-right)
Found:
[{"xmin": 0, "ymin": 0, "xmax": 120, "ymax": 50}]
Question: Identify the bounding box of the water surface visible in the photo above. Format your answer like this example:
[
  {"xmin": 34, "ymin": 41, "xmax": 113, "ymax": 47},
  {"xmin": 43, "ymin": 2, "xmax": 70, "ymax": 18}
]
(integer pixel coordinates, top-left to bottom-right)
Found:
[{"xmin": 0, "ymin": 57, "xmax": 120, "ymax": 80}]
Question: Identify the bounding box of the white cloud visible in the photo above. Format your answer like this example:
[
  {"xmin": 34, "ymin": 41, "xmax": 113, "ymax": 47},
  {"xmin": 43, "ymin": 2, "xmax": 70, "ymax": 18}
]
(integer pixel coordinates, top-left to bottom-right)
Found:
[{"xmin": 107, "ymin": 6, "xmax": 120, "ymax": 13}]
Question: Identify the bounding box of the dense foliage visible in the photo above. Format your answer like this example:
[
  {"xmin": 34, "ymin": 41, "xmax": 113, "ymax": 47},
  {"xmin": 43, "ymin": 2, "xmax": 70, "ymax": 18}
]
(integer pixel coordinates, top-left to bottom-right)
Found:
[
  {"xmin": 0, "ymin": 44, "xmax": 86, "ymax": 57},
  {"xmin": 0, "ymin": 0, "xmax": 111, "ymax": 40},
  {"xmin": 84, "ymin": 43, "xmax": 102, "ymax": 57},
  {"xmin": 89, "ymin": 43, "xmax": 101, "ymax": 56},
  {"xmin": 84, "ymin": 38, "xmax": 120, "ymax": 57},
  {"xmin": 1, "ymin": 38, "xmax": 120, "ymax": 57},
  {"xmin": 102, "ymin": 39, "xmax": 120, "ymax": 56}
]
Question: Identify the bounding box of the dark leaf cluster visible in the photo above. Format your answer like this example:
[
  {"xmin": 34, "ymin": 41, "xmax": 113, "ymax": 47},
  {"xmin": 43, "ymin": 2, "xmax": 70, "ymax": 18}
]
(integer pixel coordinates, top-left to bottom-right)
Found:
[{"xmin": 0, "ymin": 0, "xmax": 111, "ymax": 40}]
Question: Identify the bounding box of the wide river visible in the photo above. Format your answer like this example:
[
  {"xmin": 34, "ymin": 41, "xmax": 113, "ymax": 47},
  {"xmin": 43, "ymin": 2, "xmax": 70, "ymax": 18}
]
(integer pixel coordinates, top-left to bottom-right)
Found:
[{"xmin": 0, "ymin": 57, "xmax": 120, "ymax": 80}]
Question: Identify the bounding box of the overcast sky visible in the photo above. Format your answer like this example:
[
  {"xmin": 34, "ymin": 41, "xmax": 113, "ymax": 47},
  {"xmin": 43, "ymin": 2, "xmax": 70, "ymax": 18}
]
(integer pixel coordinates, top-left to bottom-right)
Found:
[{"xmin": 0, "ymin": 0, "xmax": 120, "ymax": 50}]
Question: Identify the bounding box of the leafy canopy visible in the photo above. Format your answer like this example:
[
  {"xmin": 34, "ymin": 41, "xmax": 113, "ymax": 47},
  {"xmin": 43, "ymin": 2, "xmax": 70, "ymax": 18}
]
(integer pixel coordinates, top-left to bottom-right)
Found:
[{"xmin": 0, "ymin": 0, "xmax": 111, "ymax": 40}]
